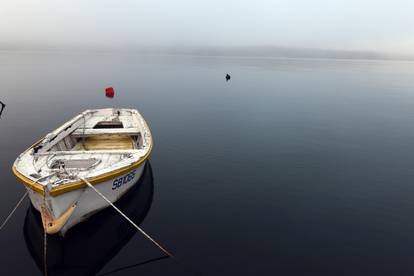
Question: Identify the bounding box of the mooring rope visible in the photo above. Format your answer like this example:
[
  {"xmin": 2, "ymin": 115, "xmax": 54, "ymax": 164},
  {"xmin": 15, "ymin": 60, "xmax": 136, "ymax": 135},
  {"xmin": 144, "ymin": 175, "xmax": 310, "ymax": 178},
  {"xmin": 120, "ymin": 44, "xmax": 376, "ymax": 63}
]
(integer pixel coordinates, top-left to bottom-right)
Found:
[
  {"xmin": 43, "ymin": 228, "xmax": 48, "ymax": 276},
  {"xmin": 98, "ymin": 255, "xmax": 169, "ymax": 276},
  {"xmin": 79, "ymin": 177, "xmax": 173, "ymax": 257},
  {"xmin": 80, "ymin": 177, "xmax": 203, "ymax": 276},
  {"xmin": 0, "ymin": 191, "xmax": 28, "ymax": 231},
  {"xmin": 43, "ymin": 190, "xmax": 48, "ymax": 276},
  {"xmin": 0, "ymin": 172, "xmax": 57, "ymax": 232}
]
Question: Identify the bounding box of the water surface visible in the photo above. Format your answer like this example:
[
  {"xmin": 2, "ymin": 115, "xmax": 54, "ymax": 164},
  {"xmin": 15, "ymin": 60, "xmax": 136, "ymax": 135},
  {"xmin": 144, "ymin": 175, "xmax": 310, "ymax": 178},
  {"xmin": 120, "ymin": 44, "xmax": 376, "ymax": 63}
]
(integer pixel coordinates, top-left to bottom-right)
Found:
[{"xmin": 1, "ymin": 52, "xmax": 414, "ymax": 275}]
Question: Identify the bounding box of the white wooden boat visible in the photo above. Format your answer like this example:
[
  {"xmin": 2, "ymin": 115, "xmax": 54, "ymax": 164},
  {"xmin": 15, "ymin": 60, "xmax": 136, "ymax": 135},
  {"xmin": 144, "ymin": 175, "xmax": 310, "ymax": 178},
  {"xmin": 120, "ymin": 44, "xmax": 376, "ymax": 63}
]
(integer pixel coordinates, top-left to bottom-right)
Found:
[
  {"xmin": 24, "ymin": 161, "xmax": 154, "ymax": 275},
  {"xmin": 12, "ymin": 108, "xmax": 152, "ymax": 235}
]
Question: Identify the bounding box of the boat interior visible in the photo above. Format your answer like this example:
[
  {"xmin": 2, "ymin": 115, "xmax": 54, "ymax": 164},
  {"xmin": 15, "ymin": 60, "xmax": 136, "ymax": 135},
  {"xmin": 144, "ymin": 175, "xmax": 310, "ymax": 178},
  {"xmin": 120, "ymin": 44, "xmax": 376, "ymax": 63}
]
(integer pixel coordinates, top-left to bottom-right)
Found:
[
  {"xmin": 48, "ymin": 122, "xmax": 143, "ymax": 152},
  {"xmin": 26, "ymin": 109, "xmax": 149, "ymax": 174},
  {"xmin": 34, "ymin": 110, "xmax": 145, "ymax": 155},
  {"xmin": 13, "ymin": 109, "xmax": 151, "ymax": 182}
]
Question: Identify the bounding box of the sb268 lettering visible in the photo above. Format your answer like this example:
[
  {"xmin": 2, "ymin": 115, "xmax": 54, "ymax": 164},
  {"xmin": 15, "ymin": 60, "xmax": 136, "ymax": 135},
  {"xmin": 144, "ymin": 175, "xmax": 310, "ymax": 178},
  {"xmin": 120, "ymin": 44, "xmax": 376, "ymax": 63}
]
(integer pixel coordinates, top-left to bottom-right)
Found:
[{"xmin": 112, "ymin": 170, "xmax": 136, "ymax": 190}]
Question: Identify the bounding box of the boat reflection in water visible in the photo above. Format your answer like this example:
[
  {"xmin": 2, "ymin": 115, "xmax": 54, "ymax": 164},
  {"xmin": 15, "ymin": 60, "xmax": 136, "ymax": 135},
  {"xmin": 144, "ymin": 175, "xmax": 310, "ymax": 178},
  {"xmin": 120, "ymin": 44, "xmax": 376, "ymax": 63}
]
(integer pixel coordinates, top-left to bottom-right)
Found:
[{"xmin": 24, "ymin": 161, "xmax": 156, "ymax": 276}]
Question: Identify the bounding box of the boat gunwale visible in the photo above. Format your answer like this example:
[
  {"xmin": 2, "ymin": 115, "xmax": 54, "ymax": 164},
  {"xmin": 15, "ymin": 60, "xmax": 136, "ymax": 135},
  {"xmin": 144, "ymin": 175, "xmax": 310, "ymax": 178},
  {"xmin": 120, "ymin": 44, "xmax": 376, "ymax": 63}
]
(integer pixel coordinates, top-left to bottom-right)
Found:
[{"xmin": 12, "ymin": 109, "xmax": 153, "ymax": 197}]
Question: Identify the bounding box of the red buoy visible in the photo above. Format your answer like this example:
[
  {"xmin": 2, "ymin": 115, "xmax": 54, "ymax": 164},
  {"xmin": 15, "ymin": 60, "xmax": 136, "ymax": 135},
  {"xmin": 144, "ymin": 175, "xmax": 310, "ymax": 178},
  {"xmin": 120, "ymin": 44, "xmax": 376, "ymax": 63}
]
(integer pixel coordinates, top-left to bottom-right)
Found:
[{"xmin": 105, "ymin": 87, "xmax": 115, "ymax": 98}]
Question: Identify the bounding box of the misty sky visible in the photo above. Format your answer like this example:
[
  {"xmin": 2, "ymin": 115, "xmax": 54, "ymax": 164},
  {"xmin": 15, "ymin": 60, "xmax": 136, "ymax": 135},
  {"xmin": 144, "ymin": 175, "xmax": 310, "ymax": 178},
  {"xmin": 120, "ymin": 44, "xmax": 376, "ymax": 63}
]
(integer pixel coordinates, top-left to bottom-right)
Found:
[{"xmin": 0, "ymin": 0, "xmax": 413, "ymax": 54}]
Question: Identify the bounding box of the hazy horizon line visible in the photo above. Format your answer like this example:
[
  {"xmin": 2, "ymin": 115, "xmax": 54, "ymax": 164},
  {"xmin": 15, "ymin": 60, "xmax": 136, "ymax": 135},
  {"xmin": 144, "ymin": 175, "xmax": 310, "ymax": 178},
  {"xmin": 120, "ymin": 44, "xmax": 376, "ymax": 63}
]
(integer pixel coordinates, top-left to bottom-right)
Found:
[{"xmin": 1, "ymin": 43, "xmax": 413, "ymax": 62}]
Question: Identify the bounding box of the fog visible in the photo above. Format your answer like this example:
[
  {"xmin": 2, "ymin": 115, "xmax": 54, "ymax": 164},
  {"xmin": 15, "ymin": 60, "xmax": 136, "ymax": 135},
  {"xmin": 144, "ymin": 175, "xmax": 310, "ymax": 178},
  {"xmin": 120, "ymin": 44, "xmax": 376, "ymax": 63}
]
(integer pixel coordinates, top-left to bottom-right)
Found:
[{"xmin": 0, "ymin": 0, "xmax": 413, "ymax": 58}]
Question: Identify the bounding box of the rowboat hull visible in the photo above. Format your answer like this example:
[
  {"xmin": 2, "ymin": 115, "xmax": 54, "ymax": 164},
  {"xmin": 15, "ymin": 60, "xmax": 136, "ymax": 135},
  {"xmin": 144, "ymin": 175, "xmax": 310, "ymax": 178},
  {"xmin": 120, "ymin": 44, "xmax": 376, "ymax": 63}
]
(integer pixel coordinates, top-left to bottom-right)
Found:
[
  {"xmin": 12, "ymin": 108, "xmax": 153, "ymax": 235},
  {"xmin": 25, "ymin": 161, "xmax": 146, "ymax": 235},
  {"xmin": 24, "ymin": 161, "xmax": 154, "ymax": 275}
]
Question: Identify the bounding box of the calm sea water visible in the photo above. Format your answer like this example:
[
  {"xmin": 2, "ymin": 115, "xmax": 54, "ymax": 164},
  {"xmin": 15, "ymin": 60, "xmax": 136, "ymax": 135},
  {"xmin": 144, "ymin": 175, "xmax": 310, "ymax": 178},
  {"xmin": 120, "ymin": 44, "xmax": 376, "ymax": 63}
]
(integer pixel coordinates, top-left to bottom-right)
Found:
[{"xmin": 1, "ymin": 52, "xmax": 414, "ymax": 275}]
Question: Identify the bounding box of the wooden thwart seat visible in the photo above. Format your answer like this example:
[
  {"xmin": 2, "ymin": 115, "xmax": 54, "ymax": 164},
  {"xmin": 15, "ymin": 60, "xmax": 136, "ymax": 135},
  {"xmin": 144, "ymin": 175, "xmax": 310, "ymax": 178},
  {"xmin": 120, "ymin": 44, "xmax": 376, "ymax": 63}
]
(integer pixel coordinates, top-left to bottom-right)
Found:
[
  {"xmin": 79, "ymin": 135, "xmax": 134, "ymax": 150},
  {"xmin": 71, "ymin": 128, "xmax": 140, "ymax": 137}
]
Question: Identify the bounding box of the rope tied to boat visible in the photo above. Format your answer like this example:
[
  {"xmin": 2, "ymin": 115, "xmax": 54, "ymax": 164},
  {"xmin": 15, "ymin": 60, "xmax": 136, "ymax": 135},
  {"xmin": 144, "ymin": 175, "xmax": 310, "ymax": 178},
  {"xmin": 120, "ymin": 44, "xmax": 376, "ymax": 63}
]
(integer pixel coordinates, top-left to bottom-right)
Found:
[
  {"xmin": 80, "ymin": 176, "xmax": 203, "ymax": 275},
  {"xmin": 0, "ymin": 191, "xmax": 28, "ymax": 231},
  {"xmin": 79, "ymin": 176, "xmax": 173, "ymax": 257},
  {"xmin": 43, "ymin": 186, "xmax": 48, "ymax": 276},
  {"xmin": 0, "ymin": 172, "xmax": 53, "ymax": 231},
  {"xmin": 0, "ymin": 171, "xmax": 58, "ymax": 232}
]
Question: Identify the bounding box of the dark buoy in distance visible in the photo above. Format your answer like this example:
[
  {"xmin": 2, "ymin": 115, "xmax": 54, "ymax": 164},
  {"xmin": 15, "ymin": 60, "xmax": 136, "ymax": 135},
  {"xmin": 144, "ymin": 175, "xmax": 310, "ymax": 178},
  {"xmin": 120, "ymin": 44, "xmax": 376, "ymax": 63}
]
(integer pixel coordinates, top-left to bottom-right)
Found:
[
  {"xmin": 105, "ymin": 87, "xmax": 115, "ymax": 98},
  {"xmin": 225, "ymin": 74, "xmax": 231, "ymax": 81}
]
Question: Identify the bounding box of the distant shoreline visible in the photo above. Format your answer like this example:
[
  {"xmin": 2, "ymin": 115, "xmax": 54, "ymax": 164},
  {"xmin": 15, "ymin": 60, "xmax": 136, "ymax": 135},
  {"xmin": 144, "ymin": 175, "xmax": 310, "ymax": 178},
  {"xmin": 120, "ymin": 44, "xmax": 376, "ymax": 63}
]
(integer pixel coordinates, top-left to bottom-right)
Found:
[{"xmin": 0, "ymin": 46, "xmax": 413, "ymax": 62}]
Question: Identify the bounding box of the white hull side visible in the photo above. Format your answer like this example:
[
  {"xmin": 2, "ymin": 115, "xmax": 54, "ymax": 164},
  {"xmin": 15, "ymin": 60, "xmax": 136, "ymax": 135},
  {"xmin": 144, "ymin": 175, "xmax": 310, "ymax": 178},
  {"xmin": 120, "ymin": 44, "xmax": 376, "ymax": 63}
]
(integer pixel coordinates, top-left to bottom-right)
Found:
[{"xmin": 27, "ymin": 161, "xmax": 146, "ymax": 235}]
